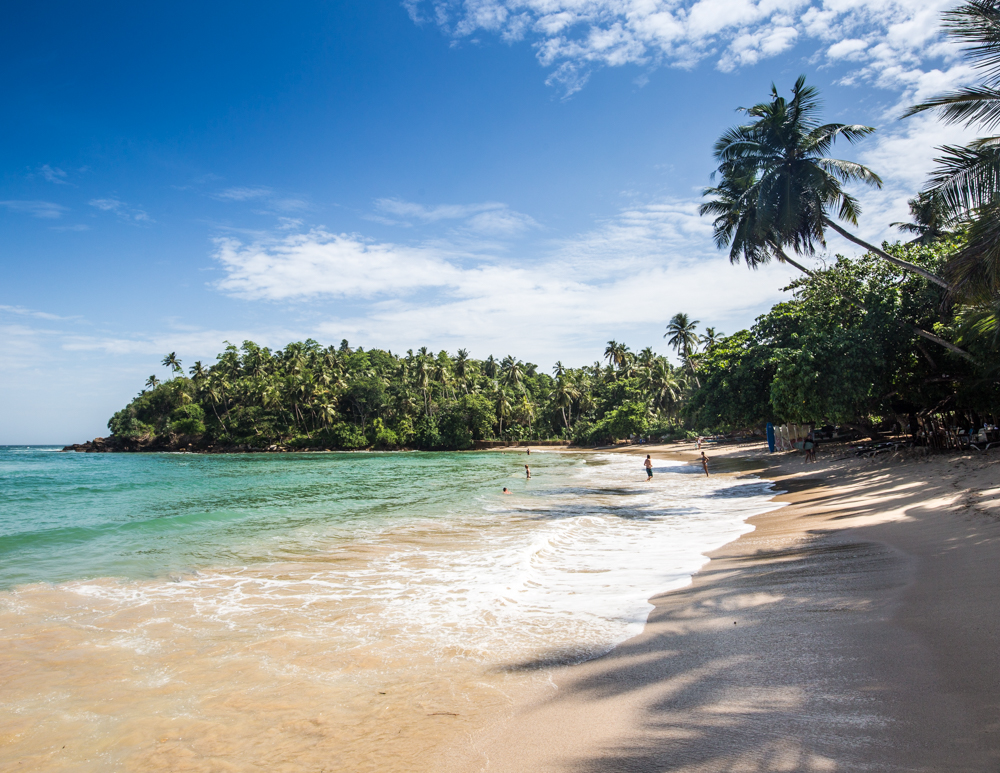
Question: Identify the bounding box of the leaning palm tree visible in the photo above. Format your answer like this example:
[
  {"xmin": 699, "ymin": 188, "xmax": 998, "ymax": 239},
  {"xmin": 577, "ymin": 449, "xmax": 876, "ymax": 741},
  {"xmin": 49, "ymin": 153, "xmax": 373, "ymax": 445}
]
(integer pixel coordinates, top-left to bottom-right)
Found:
[
  {"xmin": 702, "ymin": 99, "xmax": 973, "ymax": 361},
  {"xmin": 709, "ymin": 76, "xmax": 948, "ymax": 289}
]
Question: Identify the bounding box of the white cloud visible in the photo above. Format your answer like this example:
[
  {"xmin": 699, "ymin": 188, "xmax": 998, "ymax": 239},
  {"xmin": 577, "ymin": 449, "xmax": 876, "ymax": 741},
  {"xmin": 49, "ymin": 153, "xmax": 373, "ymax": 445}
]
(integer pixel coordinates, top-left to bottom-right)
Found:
[
  {"xmin": 39, "ymin": 164, "xmax": 69, "ymax": 185},
  {"xmin": 211, "ymin": 200, "xmax": 800, "ymax": 364},
  {"xmin": 0, "ymin": 305, "xmax": 72, "ymax": 321},
  {"xmin": 89, "ymin": 198, "xmax": 151, "ymax": 223},
  {"xmin": 0, "ymin": 200, "xmax": 66, "ymax": 219},
  {"xmin": 214, "ymin": 186, "xmax": 274, "ymax": 201},
  {"xmin": 408, "ymin": 0, "xmax": 965, "ymax": 98},
  {"xmin": 373, "ymin": 198, "xmax": 539, "ymax": 235}
]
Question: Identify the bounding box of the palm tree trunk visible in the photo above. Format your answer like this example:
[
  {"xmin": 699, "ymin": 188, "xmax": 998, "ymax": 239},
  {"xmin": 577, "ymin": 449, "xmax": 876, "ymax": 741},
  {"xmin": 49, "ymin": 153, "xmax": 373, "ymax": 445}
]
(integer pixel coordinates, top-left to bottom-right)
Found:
[
  {"xmin": 775, "ymin": 249, "xmax": 974, "ymax": 362},
  {"xmin": 823, "ymin": 219, "xmax": 950, "ymax": 290}
]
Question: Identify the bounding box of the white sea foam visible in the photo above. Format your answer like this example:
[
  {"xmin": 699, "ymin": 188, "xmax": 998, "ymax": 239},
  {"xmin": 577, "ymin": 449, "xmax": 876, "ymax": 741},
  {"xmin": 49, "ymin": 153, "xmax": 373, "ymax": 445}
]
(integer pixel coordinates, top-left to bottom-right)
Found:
[{"xmin": 61, "ymin": 454, "xmax": 782, "ymax": 667}]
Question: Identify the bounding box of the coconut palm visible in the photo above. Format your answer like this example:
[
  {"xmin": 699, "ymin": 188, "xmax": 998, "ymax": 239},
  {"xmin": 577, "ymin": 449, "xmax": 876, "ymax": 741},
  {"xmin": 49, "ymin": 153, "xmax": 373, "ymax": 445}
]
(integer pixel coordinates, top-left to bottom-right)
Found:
[
  {"xmin": 552, "ymin": 377, "xmax": 579, "ymax": 431},
  {"xmin": 665, "ymin": 313, "xmax": 701, "ymax": 387},
  {"xmin": 494, "ymin": 387, "xmax": 513, "ymax": 437},
  {"xmin": 188, "ymin": 361, "xmax": 207, "ymax": 381},
  {"xmin": 502, "ymin": 355, "xmax": 524, "ymax": 392},
  {"xmin": 162, "ymin": 352, "xmax": 182, "ymax": 374},
  {"xmin": 145, "ymin": 375, "xmax": 160, "ymax": 390},
  {"xmin": 891, "ymin": 191, "xmax": 955, "ymax": 244},
  {"xmin": 701, "ymin": 327, "xmax": 723, "ymax": 349},
  {"xmin": 708, "ymin": 76, "xmax": 948, "ymax": 289},
  {"xmin": 904, "ymin": 1, "xmax": 1000, "ymax": 304},
  {"xmin": 702, "ymin": 125, "xmax": 974, "ymax": 360}
]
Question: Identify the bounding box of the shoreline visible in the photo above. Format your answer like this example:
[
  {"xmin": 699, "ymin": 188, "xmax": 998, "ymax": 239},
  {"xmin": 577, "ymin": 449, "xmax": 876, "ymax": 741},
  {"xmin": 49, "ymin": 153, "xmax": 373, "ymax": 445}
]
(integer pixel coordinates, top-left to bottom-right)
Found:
[{"xmin": 445, "ymin": 441, "xmax": 1000, "ymax": 772}]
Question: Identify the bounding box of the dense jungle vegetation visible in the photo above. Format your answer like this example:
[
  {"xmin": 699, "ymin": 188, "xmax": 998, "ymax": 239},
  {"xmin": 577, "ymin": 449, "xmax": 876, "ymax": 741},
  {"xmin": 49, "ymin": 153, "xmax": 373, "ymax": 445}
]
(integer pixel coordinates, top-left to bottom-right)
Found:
[{"xmin": 105, "ymin": 1, "xmax": 1000, "ymax": 450}]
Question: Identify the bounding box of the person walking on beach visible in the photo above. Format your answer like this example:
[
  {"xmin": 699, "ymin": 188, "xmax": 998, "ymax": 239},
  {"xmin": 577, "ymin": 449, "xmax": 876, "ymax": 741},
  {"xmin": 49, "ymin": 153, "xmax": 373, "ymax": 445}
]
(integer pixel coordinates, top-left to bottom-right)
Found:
[
  {"xmin": 700, "ymin": 451, "xmax": 710, "ymax": 477},
  {"xmin": 525, "ymin": 465, "xmax": 531, "ymax": 479},
  {"xmin": 644, "ymin": 455, "xmax": 653, "ymax": 481}
]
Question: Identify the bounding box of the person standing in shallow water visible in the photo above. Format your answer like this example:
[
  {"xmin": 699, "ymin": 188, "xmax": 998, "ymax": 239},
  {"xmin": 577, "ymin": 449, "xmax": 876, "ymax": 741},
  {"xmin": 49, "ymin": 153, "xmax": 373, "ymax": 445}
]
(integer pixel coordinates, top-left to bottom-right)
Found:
[
  {"xmin": 700, "ymin": 451, "xmax": 710, "ymax": 477},
  {"xmin": 525, "ymin": 465, "xmax": 531, "ymax": 479},
  {"xmin": 644, "ymin": 455, "xmax": 653, "ymax": 481}
]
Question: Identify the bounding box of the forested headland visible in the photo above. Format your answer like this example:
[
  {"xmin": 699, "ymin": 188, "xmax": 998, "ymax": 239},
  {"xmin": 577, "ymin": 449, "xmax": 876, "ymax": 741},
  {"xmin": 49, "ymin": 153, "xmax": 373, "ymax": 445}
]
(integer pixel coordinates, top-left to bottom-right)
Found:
[{"xmin": 76, "ymin": 1, "xmax": 1000, "ymax": 453}]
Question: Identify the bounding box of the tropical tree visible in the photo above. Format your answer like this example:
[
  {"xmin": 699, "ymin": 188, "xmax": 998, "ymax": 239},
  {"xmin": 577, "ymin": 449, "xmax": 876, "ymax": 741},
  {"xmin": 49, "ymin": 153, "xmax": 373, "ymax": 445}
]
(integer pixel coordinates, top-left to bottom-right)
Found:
[
  {"xmin": 891, "ymin": 191, "xmax": 955, "ymax": 244},
  {"xmin": 162, "ymin": 352, "xmax": 183, "ymax": 375},
  {"xmin": 701, "ymin": 327, "xmax": 723, "ymax": 349},
  {"xmin": 145, "ymin": 375, "xmax": 160, "ymax": 390},
  {"xmin": 904, "ymin": 0, "xmax": 1000, "ymax": 305},
  {"xmin": 706, "ymin": 75, "xmax": 948, "ymax": 289}
]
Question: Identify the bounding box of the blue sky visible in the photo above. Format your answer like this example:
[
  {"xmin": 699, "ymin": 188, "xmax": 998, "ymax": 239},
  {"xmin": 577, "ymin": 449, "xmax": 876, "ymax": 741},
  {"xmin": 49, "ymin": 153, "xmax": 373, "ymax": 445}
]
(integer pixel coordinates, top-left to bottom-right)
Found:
[{"xmin": 0, "ymin": 0, "xmax": 977, "ymax": 443}]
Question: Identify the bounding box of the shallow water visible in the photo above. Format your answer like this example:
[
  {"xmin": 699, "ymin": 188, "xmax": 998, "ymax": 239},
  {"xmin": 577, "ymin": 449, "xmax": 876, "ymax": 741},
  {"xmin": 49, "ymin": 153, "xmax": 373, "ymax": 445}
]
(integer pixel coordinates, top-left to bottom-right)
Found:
[{"xmin": 0, "ymin": 447, "xmax": 781, "ymax": 771}]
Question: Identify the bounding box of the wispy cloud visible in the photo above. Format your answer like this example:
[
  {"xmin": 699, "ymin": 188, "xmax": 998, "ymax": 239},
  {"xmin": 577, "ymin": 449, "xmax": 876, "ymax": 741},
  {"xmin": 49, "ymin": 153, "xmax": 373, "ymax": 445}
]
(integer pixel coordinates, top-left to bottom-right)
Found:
[
  {"xmin": 89, "ymin": 198, "xmax": 151, "ymax": 223},
  {"xmin": 0, "ymin": 304, "xmax": 73, "ymax": 321},
  {"xmin": 39, "ymin": 164, "xmax": 69, "ymax": 185},
  {"xmin": 214, "ymin": 186, "xmax": 274, "ymax": 201},
  {"xmin": 0, "ymin": 200, "xmax": 67, "ymax": 219},
  {"xmin": 373, "ymin": 198, "xmax": 539, "ymax": 235}
]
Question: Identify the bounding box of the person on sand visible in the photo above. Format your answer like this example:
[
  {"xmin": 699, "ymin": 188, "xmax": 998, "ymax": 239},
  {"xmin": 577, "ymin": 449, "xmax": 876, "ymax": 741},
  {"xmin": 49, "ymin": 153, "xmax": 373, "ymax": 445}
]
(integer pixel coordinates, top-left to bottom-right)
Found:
[
  {"xmin": 700, "ymin": 451, "xmax": 710, "ymax": 477},
  {"xmin": 804, "ymin": 430, "xmax": 817, "ymax": 464},
  {"xmin": 525, "ymin": 465, "xmax": 531, "ymax": 479},
  {"xmin": 697, "ymin": 436, "xmax": 703, "ymax": 450},
  {"xmin": 644, "ymin": 455, "xmax": 653, "ymax": 481},
  {"xmin": 502, "ymin": 487, "xmax": 511, "ymax": 495}
]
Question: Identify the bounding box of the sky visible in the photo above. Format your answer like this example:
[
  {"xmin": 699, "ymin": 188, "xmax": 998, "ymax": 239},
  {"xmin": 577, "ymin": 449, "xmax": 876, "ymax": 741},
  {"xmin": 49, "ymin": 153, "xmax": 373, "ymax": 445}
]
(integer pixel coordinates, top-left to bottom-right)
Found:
[{"xmin": 0, "ymin": 0, "xmax": 980, "ymax": 443}]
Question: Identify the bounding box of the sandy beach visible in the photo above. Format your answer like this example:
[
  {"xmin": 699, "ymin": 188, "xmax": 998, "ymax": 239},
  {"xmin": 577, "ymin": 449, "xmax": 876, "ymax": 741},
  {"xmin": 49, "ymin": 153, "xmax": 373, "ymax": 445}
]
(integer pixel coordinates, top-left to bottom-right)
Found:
[{"xmin": 448, "ymin": 441, "xmax": 1000, "ymax": 772}]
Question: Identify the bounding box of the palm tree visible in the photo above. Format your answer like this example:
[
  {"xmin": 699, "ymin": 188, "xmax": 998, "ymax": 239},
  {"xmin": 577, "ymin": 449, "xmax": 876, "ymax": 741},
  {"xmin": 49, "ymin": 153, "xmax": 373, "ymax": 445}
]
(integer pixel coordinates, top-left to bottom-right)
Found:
[
  {"xmin": 701, "ymin": 327, "xmax": 723, "ymax": 349},
  {"xmin": 502, "ymin": 357, "xmax": 525, "ymax": 392},
  {"xmin": 904, "ymin": 1, "xmax": 1000, "ymax": 304},
  {"xmin": 494, "ymin": 387, "xmax": 512, "ymax": 437},
  {"xmin": 188, "ymin": 361, "xmax": 207, "ymax": 381},
  {"xmin": 891, "ymin": 191, "xmax": 954, "ymax": 244},
  {"xmin": 145, "ymin": 375, "xmax": 160, "ymax": 390},
  {"xmin": 642, "ymin": 360, "xmax": 680, "ymax": 414},
  {"xmin": 483, "ymin": 355, "xmax": 498, "ymax": 379},
  {"xmin": 707, "ymin": 76, "xmax": 948, "ymax": 289},
  {"xmin": 415, "ymin": 357, "xmax": 432, "ymax": 416},
  {"xmin": 603, "ymin": 341, "xmax": 629, "ymax": 370},
  {"xmin": 552, "ymin": 377, "xmax": 578, "ymax": 431},
  {"xmin": 701, "ymin": 90, "xmax": 973, "ymax": 361},
  {"xmin": 162, "ymin": 352, "xmax": 182, "ymax": 375},
  {"xmin": 553, "ymin": 360, "xmax": 566, "ymax": 378},
  {"xmin": 665, "ymin": 313, "xmax": 701, "ymax": 388}
]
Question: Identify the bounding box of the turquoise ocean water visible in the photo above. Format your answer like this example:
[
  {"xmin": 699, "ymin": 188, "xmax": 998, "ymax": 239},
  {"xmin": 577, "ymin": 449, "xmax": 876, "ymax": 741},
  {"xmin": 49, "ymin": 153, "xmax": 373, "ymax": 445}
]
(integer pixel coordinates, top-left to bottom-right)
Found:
[{"xmin": 0, "ymin": 446, "xmax": 579, "ymax": 589}]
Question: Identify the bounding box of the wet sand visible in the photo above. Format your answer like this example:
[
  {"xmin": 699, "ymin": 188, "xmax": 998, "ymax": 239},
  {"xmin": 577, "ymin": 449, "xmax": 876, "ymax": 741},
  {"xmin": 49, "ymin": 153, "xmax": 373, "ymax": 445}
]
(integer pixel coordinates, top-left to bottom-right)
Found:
[{"xmin": 455, "ymin": 441, "xmax": 1000, "ymax": 771}]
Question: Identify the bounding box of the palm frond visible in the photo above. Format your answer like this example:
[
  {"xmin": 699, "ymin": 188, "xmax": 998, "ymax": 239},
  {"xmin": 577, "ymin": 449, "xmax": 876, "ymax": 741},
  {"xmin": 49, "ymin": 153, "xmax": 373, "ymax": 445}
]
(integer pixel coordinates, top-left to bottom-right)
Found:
[
  {"xmin": 926, "ymin": 141, "xmax": 1000, "ymax": 211},
  {"xmin": 903, "ymin": 86, "xmax": 1000, "ymax": 128}
]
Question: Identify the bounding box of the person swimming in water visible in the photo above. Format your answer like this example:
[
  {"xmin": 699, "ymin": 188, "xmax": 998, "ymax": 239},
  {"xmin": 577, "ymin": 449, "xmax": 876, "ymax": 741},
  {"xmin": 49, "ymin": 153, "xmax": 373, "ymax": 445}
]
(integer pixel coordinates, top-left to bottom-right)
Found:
[
  {"xmin": 525, "ymin": 465, "xmax": 531, "ymax": 479},
  {"xmin": 644, "ymin": 454, "xmax": 653, "ymax": 481},
  {"xmin": 502, "ymin": 487, "xmax": 511, "ymax": 494}
]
